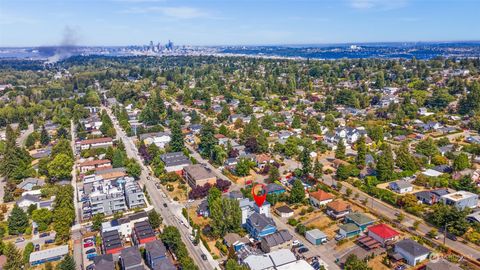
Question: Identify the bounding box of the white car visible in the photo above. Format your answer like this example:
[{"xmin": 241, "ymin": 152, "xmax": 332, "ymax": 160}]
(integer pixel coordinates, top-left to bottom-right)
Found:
[{"xmin": 292, "ymin": 240, "xmax": 302, "ymax": 247}]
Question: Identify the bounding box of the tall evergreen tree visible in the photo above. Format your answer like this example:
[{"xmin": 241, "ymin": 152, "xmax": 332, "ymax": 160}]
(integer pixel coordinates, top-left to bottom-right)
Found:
[
  {"xmin": 199, "ymin": 121, "xmax": 217, "ymax": 159},
  {"xmin": 395, "ymin": 142, "xmax": 418, "ymax": 172},
  {"xmin": 313, "ymin": 159, "xmax": 323, "ymax": 179},
  {"xmin": 335, "ymin": 138, "xmax": 346, "ymax": 160},
  {"xmin": 301, "ymin": 147, "xmax": 311, "ymax": 176},
  {"xmin": 355, "ymin": 136, "xmax": 366, "ymax": 167},
  {"xmin": 289, "ymin": 179, "xmax": 306, "ymax": 203},
  {"xmin": 40, "ymin": 125, "xmax": 51, "ymax": 146},
  {"xmin": 56, "ymin": 254, "xmax": 76, "ymax": 270},
  {"xmin": 376, "ymin": 144, "xmax": 394, "ymax": 182},
  {"xmin": 3, "ymin": 243, "xmax": 23, "ymax": 270},
  {"xmin": 8, "ymin": 205, "xmax": 29, "ymax": 235},
  {"xmin": 169, "ymin": 120, "xmax": 184, "ymax": 152}
]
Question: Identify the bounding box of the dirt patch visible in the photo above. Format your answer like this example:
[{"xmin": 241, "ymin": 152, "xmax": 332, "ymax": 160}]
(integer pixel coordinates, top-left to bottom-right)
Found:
[
  {"xmin": 368, "ymin": 255, "xmax": 390, "ymax": 270},
  {"xmin": 187, "ymin": 208, "xmax": 210, "ymax": 227},
  {"xmin": 165, "ymin": 181, "xmax": 188, "ymax": 202}
]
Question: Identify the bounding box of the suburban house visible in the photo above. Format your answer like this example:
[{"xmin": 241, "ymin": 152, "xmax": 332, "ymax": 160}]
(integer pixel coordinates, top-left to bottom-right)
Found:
[
  {"xmin": 367, "ymin": 223, "xmax": 400, "ymax": 247},
  {"xmin": 345, "ymin": 212, "xmax": 375, "ymax": 231},
  {"xmin": 29, "ymin": 245, "xmax": 69, "ymax": 266},
  {"xmin": 102, "ymin": 230, "xmax": 123, "ymax": 255},
  {"xmin": 309, "ymin": 190, "xmax": 334, "ymax": 207},
  {"xmin": 16, "ymin": 194, "xmax": 54, "ymax": 210},
  {"xmin": 16, "ymin": 177, "xmax": 45, "ymax": 191},
  {"xmin": 305, "ymin": 229, "xmax": 328, "ymax": 245},
  {"xmin": 338, "ymin": 223, "xmax": 361, "ymax": 238},
  {"xmin": 245, "ymin": 212, "xmax": 277, "ymax": 239},
  {"xmin": 388, "ymin": 180, "xmax": 413, "ymax": 194},
  {"xmin": 79, "ymin": 159, "xmax": 112, "ymax": 173},
  {"xmin": 140, "ymin": 132, "xmax": 171, "ymax": 148},
  {"xmin": 441, "ymin": 191, "xmax": 478, "ymax": 210},
  {"xmin": 93, "ymin": 254, "xmax": 115, "ymax": 270},
  {"xmin": 197, "ymin": 200, "xmax": 209, "ymax": 217},
  {"xmin": 145, "ymin": 240, "xmax": 176, "ymax": 270},
  {"xmin": 183, "ymin": 164, "xmax": 217, "ymax": 187},
  {"xmin": 224, "ymin": 233, "xmax": 249, "ymax": 252},
  {"xmin": 394, "ymin": 239, "xmax": 431, "ymax": 266},
  {"xmin": 275, "ymin": 205, "xmax": 294, "ymax": 218},
  {"xmin": 425, "ymin": 259, "xmax": 462, "ymax": 270},
  {"xmin": 326, "ymin": 200, "xmax": 351, "ymax": 219},
  {"xmin": 160, "ymin": 152, "xmax": 191, "ymax": 174},
  {"xmin": 120, "ymin": 247, "xmax": 144, "ymax": 270},
  {"xmin": 260, "ymin": 230, "xmax": 293, "ymax": 253},
  {"xmin": 131, "ymin": 221, "xmax": 156, "ymax": 245},
  {"xmin": 76, "ymin": 137, "xmax": 113, "ymax": 151},
  {"xmin": 266, "ymin": 183, "xmax": 286, "ymax": 195},
  {"xmin": 414, "ymin": 189, "xmax": 449, "ymax": 205}
]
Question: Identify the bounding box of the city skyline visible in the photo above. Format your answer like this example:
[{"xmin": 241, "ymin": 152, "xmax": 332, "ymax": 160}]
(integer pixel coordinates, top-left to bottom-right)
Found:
[{"xmin": 1, "ymin": 0, "xmax": 480, "ymax": 47}]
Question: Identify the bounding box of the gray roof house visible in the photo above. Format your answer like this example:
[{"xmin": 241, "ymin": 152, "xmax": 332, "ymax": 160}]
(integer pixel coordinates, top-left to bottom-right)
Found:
[
  {"xmin": 120, "ymin": 247, "xmax": 144, "ymax": 270},
  {"xmin": 260, "ymin": 229, "xmax": 293, "ymax": 253},
  {"xmin": 394, "ymin": 239, "xmax": 431, "ymax": 266},
  {"xmin": 388, "ymin": 180, "xmax": 413, "ymax": 194},
  {"xmin": 93, "ymin": 254, "xmax": 115, "ymax": 270},
  {"xmin": 425, "ymin": 259, "xmax": 462, "ymax": 270}
]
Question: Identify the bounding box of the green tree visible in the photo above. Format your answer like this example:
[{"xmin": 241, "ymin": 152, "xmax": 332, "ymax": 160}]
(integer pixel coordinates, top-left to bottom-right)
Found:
[
  {"xmin": 291, "ymin": 115, "xmax": 301, "ymax": 129},
  {"xmin": 199, "ymin": 121, "xmax": 217, "ymax": 159},
  {"xmin": 3, "ymin": 243, "xmax": 23, "ymax": 270},
  {"xmin": 212, "ymin": 145, "xmax": 227, "ymax": 166},
  {"xmin": 283, "ymin": 136, "xmax": 299, "ymax": 157},
  {"xmin": 217, "ymin": 105, "xmax": 230, "ymax": 122},
  {"xmin": 367, "ymin": 126, "xmax": 384, "ymax": 142},
  {"xmin": 225, "ymin": 259, "xmax": 248, "ymax": 270},
  {"xmin": 56, "ymin": 254, "xmax": 76, "ymax": 270},
  {"xmin": 8, "ymin": 205, "xmax": 29, "ymax": 235},
  {"xmin": 415, "ymin": 137, "xmax": 438, "ymax": 163},
  {"xmin": 112, "ymin": 149, "xmax": 127, "ymax": 168},
  {"xmin": 335, "ymin": 139, "xmax": 346, "ymax": 160},
  {"xmin": 300, "ymin": 147, "xmax": 311, "ymax": 176},
  {"xmin": 313, "ymin": 159, "xmax": 323, "ymax": 179},
  {"xmin": 376, "ymin": 144, "xmax": 394, "ymax": 182},
  {"xmin": 169, "ymin": 120, "xmax": 184, "ymax": 152},
  {"xmin": 126, "ymin": 160, "xmax": 141, "ymax": 179},
  {"xmin": 453, "ymin": 153, "xmax": 470, "ymax": 171},
  {"xmin": 289, "ymin": 179, "xmax": 305, "ymax": 203},
  {"xmin": 40, "ymin": 125, "xmax": 51, "ymax": 146},
  {"xmin": 91, "ymin": 213, "xmax": 105, "ymax": 231},
  {"xmin": 23, "ymin": 242, "xmax": 34, "ymax": 264},
  {"xmin": 395, "ymin": 142, "xmax": 418, "ymax": 172},
  {"xmin": 148, "ymin": 210, "xmax": 162, "ymax": 229},
  {"xmin": 235, "ymin": 158, "xmax": 252, "ymax": 176},
  {"xmin": 355, "ymin": 136, "xmax": 366, "ymax": 167},
  {"xmin": 267, "ymin": 165, "xmax": 280, "ymax": 182},
  {"xmin": 32, "ymin": 208, "xmax": 53, "ymax": 231},
  {"xmin": 47, "ymin": 153, "xmax": 74, "ymax": 181},
  {"xmin": 344, "ymin": 254, "xmax": 372, "ymax": 270}
]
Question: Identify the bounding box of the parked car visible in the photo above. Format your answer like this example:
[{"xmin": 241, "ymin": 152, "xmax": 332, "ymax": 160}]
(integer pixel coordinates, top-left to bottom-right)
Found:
[
  {"xmin": 87, "ymin": 253, "xmax": 97, "ymax": 261},
  {"xmin": 44, "ymin": 239, "xmax": 55, "ymax": 244},
  {"xmin": 15, "ymin": 237, "xmax": 25, "ymax": 243},
  {"xmin": 292, "ymin": 240, "xmax": 302, "ymax": 247},
  {"xmin": 83, "ymin": 237, "xmax": 94, "ymax": 243},
  {"xmin": 163, "ymin": 203, "xmax": 168, "ymax": 208},
  {"xmin": 34, "ymin": 244, "xmax": 40, "ymax": 251},
  {"xmin": 395, "ymin": 264, "xmax": 407, "ymax": 270},
  {"xmin": 86, "ymin": 248, "xmax": 96, "ymax": 254},
  {"xmin": 86, "ymin": 264, "xmax": 95, "ymax": 270},
  {"xmin": 334, "ymin": 234, "xmax": 345, "ymax": 241},
  {"xmin": 39, "ymin": 232, "xmax": 50, "ymax": 238},
  {"xmin": 447, "ymin": 233, "xmax": 457, "ymax": 241},
  {"xmin": 201, "ymin": 254, "xmax": 207, "ymax": 261},
  {"xmin": 297, "ymin": 247, "xmax": 309, "ymax": 254},
  {"xmin": 84, "ymin": 242, "xmax": 94, "ymax": 248}
]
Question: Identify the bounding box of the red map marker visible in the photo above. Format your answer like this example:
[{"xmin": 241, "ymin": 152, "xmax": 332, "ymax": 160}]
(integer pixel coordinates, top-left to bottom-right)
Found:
[{"xmin": 252, "ymin": 183, "xmax": 267, "ymax": 207}]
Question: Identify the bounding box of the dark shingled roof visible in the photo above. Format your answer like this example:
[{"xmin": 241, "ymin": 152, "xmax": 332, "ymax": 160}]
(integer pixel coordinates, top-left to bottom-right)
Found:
[{"xmin": 395, "ymin": 239, "xmax": 431, "ymax": 257}]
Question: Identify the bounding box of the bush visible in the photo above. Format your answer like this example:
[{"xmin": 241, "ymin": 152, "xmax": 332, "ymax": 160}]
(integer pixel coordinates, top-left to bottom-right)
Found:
[{"xmin": 287, "ymin": 218, "xmax": 299, "ymax": 226}]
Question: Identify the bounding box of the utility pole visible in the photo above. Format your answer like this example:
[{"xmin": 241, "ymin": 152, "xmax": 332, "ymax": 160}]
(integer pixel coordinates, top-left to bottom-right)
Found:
[{"xmin": 443, "ymin": 222, "xmax": 449, "ymax": 245}]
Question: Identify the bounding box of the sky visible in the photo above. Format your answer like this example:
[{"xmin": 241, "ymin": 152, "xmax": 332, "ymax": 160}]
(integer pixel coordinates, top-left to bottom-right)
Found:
[{"xmin": 0, "ymin": 0, "xmax": 479, "ymax": 47}]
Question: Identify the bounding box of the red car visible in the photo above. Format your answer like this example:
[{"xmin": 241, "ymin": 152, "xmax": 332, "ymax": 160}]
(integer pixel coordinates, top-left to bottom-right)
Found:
[{"xmin": 83, "ymin": 242, "xmax": 94, "ymax": 248}]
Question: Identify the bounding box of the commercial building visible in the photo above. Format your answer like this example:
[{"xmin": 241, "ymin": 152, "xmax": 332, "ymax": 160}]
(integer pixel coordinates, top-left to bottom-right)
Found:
[
  {"xmin": 160, "ymin": 152, "xmax": 191, "ymax": 174},
  {"xmin": 76, "ymin": 137, "xmax": 113, "ymax": 151},
  {"xmin": 183, "ymin": 164, "xmax": 217, "ymax": 187},
  {"xmin": 29, "ymin": 245, "xmax": 69, "ymax": 266}
]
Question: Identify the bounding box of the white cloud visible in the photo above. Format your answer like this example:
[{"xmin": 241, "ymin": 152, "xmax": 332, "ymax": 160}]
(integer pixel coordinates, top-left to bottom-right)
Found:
[
  {"xmin": 121, "ymin": 6, "xmax": 209, "ymax": 19},
  {"xmin": 348, "ymin": 0, "xmax": 408, "ymax": 10}
]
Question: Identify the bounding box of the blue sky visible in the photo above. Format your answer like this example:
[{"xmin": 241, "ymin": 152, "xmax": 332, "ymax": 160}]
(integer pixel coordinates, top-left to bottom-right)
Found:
[{"xmin": 1, "ymin": 0, "xmax": 479, "ymax": 47}]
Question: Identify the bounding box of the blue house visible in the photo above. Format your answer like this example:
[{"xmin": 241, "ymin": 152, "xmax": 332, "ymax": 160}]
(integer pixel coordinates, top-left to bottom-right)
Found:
[
  {"xmin": 245, "ymin": 212, "xmax": 277, "ymax": 239},
  {"xmin": 145, "ymin": 240, "xmax": 175, "ymax": 270},
  {"xmin": 345, "ymin": 212, "xmax": 375, "ymax": 231},
  {"xmin": 266, "ymin": 183, "xmax": 286, "ymax": 195}
]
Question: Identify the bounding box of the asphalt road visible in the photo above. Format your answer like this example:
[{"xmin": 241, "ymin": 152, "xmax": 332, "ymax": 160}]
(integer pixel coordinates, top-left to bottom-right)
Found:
[
  {"xmin": 16, "ymin": 124, "xmax": 33, "ymax": 147},
  {"xmin": 103, "ymin": 105, "xmax": 218, "ymax": 270}
]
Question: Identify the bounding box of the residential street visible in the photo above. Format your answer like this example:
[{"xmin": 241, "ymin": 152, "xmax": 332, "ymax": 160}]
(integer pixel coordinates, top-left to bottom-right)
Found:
[
  {"xmin": 103, "ymin": 105, "xmax": 219, "ymax": 270},
  {"xmin": 70, "ymin": 120, "xmax": 83, "ymax": 270}
]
